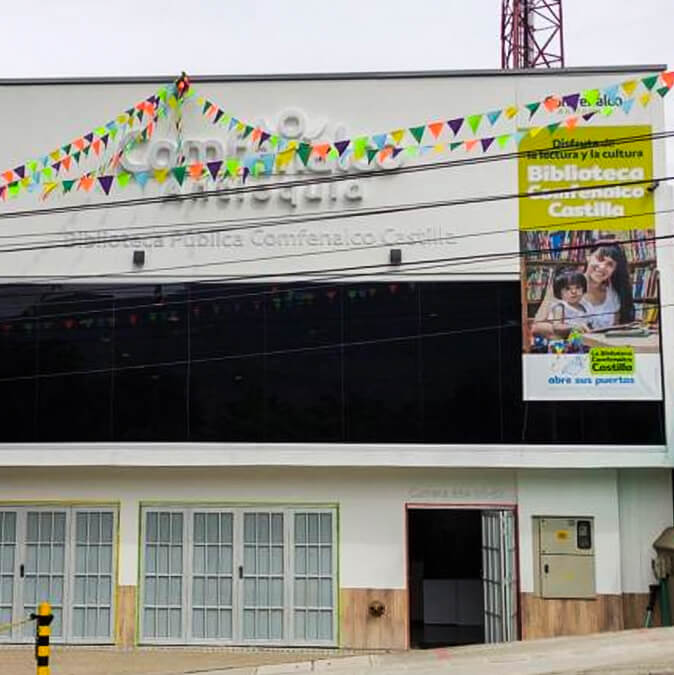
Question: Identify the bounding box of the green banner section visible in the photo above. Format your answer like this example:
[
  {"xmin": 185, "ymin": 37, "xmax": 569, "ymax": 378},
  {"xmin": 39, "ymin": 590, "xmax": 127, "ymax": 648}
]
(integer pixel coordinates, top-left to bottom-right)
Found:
[{"xmin": 589, "ymin": 347, "xmax": 635, "ymax": 374}]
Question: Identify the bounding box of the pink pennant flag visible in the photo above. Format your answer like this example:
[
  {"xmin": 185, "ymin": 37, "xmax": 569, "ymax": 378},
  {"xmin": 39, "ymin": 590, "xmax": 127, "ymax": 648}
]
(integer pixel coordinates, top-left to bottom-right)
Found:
[{"xmin": 464, "ymin": 139, "xmax": 479, "ymax": 151}]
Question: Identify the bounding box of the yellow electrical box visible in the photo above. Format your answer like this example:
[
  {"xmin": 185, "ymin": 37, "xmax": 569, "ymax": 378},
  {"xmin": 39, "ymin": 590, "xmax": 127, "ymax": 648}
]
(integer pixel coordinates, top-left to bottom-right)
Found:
[{"xmin": 534, "ymin": 517, "xmax": 595, "ymax": 599}]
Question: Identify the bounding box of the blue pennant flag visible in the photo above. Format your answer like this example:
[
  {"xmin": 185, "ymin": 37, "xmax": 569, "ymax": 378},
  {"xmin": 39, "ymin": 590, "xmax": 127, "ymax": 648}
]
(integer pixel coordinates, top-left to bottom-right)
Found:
[
  {"xmin": 372, "ymin": 134, "xmax": 387, "ymax": 149},
  {"xmin": 487, "ymin": 110, "xmax": 502, "ymax": 125},
  {"xmin": 622, "ymin": 98, "xmax": 635, "ymax": 115},
  {"xmin": 603, "ymin": 84, "xmax": 619, "ymax": 101},
  {"xmin": 135, "ymin": 171, "xmax": 150, "ymax": 188}
]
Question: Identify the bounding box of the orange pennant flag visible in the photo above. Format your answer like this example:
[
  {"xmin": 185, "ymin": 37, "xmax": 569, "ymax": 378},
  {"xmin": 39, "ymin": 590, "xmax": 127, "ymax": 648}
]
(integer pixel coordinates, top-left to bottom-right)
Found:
[
  {"xmin": 61, "ymin": 156, "xmax": 72, "ymax": 171},
  {"xmin": 2, "ymin": 170, "xmax": 14, "ymax": 183},
  {"xmin": 379, "ymin": 147, "xmax": 393, "ymax": 161},
  {"xmin": 189, "ymin": 163, "xmax": 204, "ymax": 180},
  {"xmin": 312, "ymin": 143, "xmax": 330, "ymax": 159},
  {"xmin": 92, "ymin": 139, "xmax": 102, "ymax": 156},
  {"xmin": 464, "ymin": 139, "xmax": 478, "ymax": 151},
  {"xmin": 543, "ymin": 96, "xmax": 561, "ymax": 112},
  {"xmin": 428, "ymin": 122, "xmax": 444, "ymax": 139},
  {"xmin": 564, "ymin": 116, "xmax": 579, "ymax": 130},
  {"xmin": 206, "ymin": 104, "xmax": 217, "ymax": 118},
  {"xmin": 73, "ymin": 138, "xmax": 85, "ymax": 151},
  {"xmin": 251, "ymin": 128, "xmax": 261, "ymax": 143},
  {"xmin": 79, "ymin": 175, "xmax": 95, "ymax": 191},
  {"xmin": 661, "ymin": 71, "xmax": 674, "ymax": 89}
]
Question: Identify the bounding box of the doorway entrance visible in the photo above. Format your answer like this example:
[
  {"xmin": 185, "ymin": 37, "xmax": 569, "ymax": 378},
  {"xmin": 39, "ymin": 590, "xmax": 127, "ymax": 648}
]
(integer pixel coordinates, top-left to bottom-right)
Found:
[{"xmin": 407, "ymin": 508, "xmax": 517, "ymax": 648}]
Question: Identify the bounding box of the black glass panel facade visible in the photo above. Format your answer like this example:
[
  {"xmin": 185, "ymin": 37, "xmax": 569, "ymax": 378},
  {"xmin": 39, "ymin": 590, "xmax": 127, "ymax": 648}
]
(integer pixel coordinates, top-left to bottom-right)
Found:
[{"xmin": 0, "ymin": 281, "xmax": 664, "ymax": 444}]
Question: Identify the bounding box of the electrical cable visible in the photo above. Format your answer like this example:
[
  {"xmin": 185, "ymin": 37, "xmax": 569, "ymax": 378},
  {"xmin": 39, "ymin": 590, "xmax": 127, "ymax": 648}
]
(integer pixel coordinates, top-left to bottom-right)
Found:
[
  {"xmin": 0, "ymin": 127, "xmax": 671, "ymax": 223},
  {"xmin": 0, "ymin": 303, "xmax": 666, "ymax": 385}
]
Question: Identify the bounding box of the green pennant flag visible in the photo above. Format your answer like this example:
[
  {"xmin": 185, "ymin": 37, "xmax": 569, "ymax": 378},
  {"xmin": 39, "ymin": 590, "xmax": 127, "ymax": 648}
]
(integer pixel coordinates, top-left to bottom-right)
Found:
[
  {"xmin": 242, "ymin": 125, "xmax": 254, "ymax": 139},
  {"xmin": 117, "ymin": 172, "xmax": 131, "ymax": 188},
  {"xmin": 601, "ymin": 106, "xmax": 614, "ymax": 116},
  {"xmin": 83, "ymin": 146, "xmax": 90, "ymax": 157},
  {"xmin": 95, "ymin": 126, "xmax": 107, "ymax": 136},
  {"xmin": 73, "ymin": 151, "xmax": 81, "ymax": 164},
  {"xmin": 202, "ymin": 100, "xmax": 210, "ymax": 114},
  {"xmin": 642, "ymin": 75, "xmax": 658, "ymax": 91},
  {"xmin": 110, "ymin": 128, "xmax": 118, "ymax": 140},
  {"xmin": 353, "ymin": 137, "xmax": 368, "ymax": 159},
  {"xmin": 269, "ymin": 135, "xmax": 279, "ymax": 148},
  {"xmin": 226, "ymin": 158, "xmax": 240, "ymax": 177},
  {"xmin": 328, "ymin": 148, "xmax": 338, "ymax": 160},
  {"xmin": 450, "ymin": 141, "xmax": 463, "ymax": 151},
  {"xmin": 366, "ymin": 148, "xmax": 378, "ymax": 164},
  {"xmin": 405, "ymin": 146, "xmax": 418, "ymax": 157},
  {"xmin": 582, "ymin": 89, "xmax": 600, "ymax": 106},
  {"xmin": 27, "ymin": 160, "xmax": 38, "ymax": 173},
  {"xmin": 496, "ymin": 134, "xmax": 511, "ymax": 148},
  {"xmin": 657, "ymin": 86, "xmax": 670, "ymax": 98},
  {"xmin": 42, "ymin": 167, "xmax": 53, "ymax": 180},
  {"xmin": 547, "ymin": 122, "xmax": 561, "ymax": 135},
  {"xmin": 62, "ymin": 179, "xmax": 75, "ymax": 193},
  {"xmin": 62, "ymin": 143, "xmax": 72, "ymax": 155},
  {"xmin": 409, "ymin": 126, "xmax": 425, "ymax": 144},
  {"xmin": 525, "ymin": 102, "xmax": 540, "ymax": 117},
  {"xmin": 172, "ymin": 166, "xmax": 187, "ymax": 185},
  {"xmin": 8, "ymin": 182, "xmax": 19, "ymax": 197},
  {"xmin": 297, "ymin": 143, "xmax": 312, "ymax": 166},
  {"xmin": 467, "ymin": 114, "xmax": 482, "ymax": 134}
]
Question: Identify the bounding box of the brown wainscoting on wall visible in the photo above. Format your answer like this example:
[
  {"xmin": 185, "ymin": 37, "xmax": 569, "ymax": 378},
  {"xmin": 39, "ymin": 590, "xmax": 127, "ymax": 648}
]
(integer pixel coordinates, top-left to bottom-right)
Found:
[
  {"xmin": 521, "ymin": 593, "xmax": 624, "ymax": 639},
  {"xmin": 340, "ymin": 588, "xmax": 408, "ymax": 649},
  {"xmin": 115, "ymin": 585, "xmax": 137, "ymax": 647},
  {"xmin": 623, "ymin": 592, "xmax": 661, "ymax": 629}
]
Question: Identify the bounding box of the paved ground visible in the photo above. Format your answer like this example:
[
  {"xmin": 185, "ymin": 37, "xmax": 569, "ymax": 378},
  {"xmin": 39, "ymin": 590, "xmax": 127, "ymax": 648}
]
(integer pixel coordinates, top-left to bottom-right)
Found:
[{"xmin": 3, "ymin": 627, "xmax": 674, "ymax": 674}]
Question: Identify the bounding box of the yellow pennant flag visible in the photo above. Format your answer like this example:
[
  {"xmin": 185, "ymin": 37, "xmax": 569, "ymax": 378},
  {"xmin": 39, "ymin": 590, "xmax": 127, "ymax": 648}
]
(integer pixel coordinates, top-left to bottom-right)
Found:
[
  {"xmin": 433, "ymin": 143, "xmax": 444, "ymax": 154},
  {"xmin": 42, "ymin": 182, "xmax": 58, "ymax": 199},
  {"xmin": 391, "ymin": 129, "xmax": 405, "ymax": 144},
  {"xmin": 640, "ymin": 92, "xmax": 652, "ymax": 107},
  {"xmin": 529, "ymin": 126, "xmax": 543, "ymax": 137},
  {"xmin": 154, "ymin": 168, "xmax": 169, "ymax": 184},
  {"xmin": 505, "ymin": 106, "xmax": 518, "ymax": 119},
  {"xmin": 622, "ymin": 80, "xmax": 638, "ymax": 97}
]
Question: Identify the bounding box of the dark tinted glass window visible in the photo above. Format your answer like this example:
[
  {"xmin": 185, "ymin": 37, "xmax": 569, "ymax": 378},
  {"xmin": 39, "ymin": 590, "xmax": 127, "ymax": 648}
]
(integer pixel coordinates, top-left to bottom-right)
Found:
[{"xmin": 0, "ymin": 281, "xmax": 664, "ymax": 444}]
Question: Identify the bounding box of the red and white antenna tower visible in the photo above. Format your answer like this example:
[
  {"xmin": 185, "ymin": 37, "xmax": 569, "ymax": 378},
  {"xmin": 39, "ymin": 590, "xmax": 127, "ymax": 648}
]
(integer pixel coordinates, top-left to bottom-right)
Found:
[{"xmin": 501, "ymin": 0, "xmax": 565, "ymax": 69}]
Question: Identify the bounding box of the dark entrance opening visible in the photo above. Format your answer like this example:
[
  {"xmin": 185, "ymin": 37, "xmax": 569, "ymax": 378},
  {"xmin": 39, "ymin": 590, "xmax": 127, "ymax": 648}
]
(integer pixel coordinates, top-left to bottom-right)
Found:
[{"xmin": 408, "ymin": 508, "xmax": 484, "ymax": 648}]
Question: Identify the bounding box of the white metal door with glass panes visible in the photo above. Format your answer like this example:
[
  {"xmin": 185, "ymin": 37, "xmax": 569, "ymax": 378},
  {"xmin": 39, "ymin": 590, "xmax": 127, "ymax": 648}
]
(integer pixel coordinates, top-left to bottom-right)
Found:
[
  {"xmin": 140, "ymin": 507, "xmax": 337, "ymax": 646},
  {"xmin": 0, "ymin": 507, "xmax": 116, "ymax": 643},
  {"xmin": 481, "ymin": 510, "xmax": 518, "ymax": 644}
]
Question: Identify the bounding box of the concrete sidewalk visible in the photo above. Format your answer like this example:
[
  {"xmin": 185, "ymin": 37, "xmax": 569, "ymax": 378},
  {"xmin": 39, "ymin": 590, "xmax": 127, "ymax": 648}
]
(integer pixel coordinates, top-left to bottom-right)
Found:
[{"xmin": 3, "ymin": 628, "xmax": 674, "ymax": 674}]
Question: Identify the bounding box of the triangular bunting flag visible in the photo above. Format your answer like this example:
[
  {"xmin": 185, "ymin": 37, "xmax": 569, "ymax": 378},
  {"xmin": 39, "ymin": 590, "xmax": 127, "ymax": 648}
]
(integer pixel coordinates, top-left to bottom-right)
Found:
[
  {"xmin": 464, "ymin": 139, "xmax": 479, "ymax": 151},
  {"xmin": 661, "ymin": 71, "xmax": 674, "ymax": 89},
  {"xmin": 73, "ymin": 151, "xmax": 81, "ymax": 164},
  {"xmin": 313, "ymin": 143, "xmax": 330, "ymax": 159},
  {"xmin": 525, "ymin": 102, "xmax": 540, "ymax": 118},
  {"xmin": 226, "ymin": 158, "xmax": 240, "ymax": 177},
  {"xmin": 449, "ymin": 142, "xmax": 463, "ymax": 151},
  {"xmin": 391, "ymin": 129, "xmax": 405, "ymax": 144},
  {"xmin": 213, "ymin": 109, "xmax": 224, "ymax": 125},
  {"xmin": 154, "ymin": 168, "xmax": 169, "ymax": 184},
  {"xmin": 52, "ymin": 161, "xmax": 61, "ymax": 172},
  {"xmin": 447, "ymin": 118, "xmax": 464, "ymax": 135},
  {"xmin": 657, "ymin": 86, "xmax": 670, "ymax": 98},
  {"xmin": 61, "ymin": 143, "xmax": 72, "ymax": 155},
  {"xmin": 42, "ymin": 182, "xmax": 58, "ymax": 199},
  {"xmin": 0, "ymin": 186, "xmax": 5, "ymax": 200},
  {"xmin": 529, "ymin": 127, "xmax": 543, "ymax": 137},
  {"xmin": 582, "ymin": 111, "xmax": 597, "ymax": 121},
  {"xmin": 487, "ymin": 110, "xmax": 502, "ymax": 125},
  {"xmin": 202, "ymin": 99, "xmax": 210, "ymax": 114},
  {"xmin": 622, "ymin": 98, "xmax": 635, "ymax": 114},
  {"xmin": 92, "ymin": 139, "xmax": 102, "ymax": 156},
  {"xmin": 601, "ymin": 106, "xmax": 614, "ymax": 117},
  {"xmin": 582, "ymin": 89, "xmax": 600, "ymax": 106},
  {"xmin": 61, "ymin": 156, "xmax": 72, "ymax": 172},
  {"xmin": 547, "ymin": 122, "xmax": 561, "ymax": 135},
  {"xmin": 392, "ymin": 147, "xmax": 404, "ymax": 158},
  {"xmin": 543, "ymin": 96, "xmax": 561, "ymax": 112},
  {"xmin": 101, "ymin": 134, "xmax": 109, "ymax": 148},
  {"xmin": 514, "ymin": 131, "xmax": 528, "ymax": 145},
  {"xmin": 481, "ymin": 137, "xmax": 494, "ymax": 152},
  {"xmin": 117, "ymin": 172, "xmax": 131, "ymax": 188},
  {"xmin": 84, "ymin": 132, "xmax": 94, "ymax": 144},
  {"xmin": 353, "ymin": 137, "xmax": 368, "ymax": 159},
  {"xmin": 62, "ymin": 179, "xmax": 75, "ymax": 193},
  {"xmin": 242, "ymin": 125, "xmax": 254, "ymax": 139},
  {"xmin": 79, "ymin": 175, "xmax": 95, "ymax": 191},
  {"xmin": 562, "ymin": 93, "xmax": 580, "ymax": 110},
  {"xmin": 372, "ymin": 133, "xmax": 388, "ymax": 148},
  {"xmin": 496, "ymin": 134, "xmax": 511, "ymax": 148},
  {"xmin": 409, "ymin": 126, "xmax": 425, "ymax": 144},
  {"xmin": 505, "ymin": 106, "xmax": 518, "ymax": 119},
  {"xmin": 8, "ymin": 182, "xmax": 19, "ymax": 197},
  {"xmin": 14, "ymin": 165, "xmax": 25, "ymax": 179},
  {"xmin": 603, "ymin": 84, "xmax": 619, "ymax": 101},
  {"xmin": 2, "ymin": 170, "xmax": 14, "ymax": 183},
  {"xmin": 467, "ymin": 114, "xmax": 482, "ymax": 134},
  {"xmin": 565, "ymin": 117, "xmax": 579, "ymax": 129},
  {"xmin": 366, "ymin": 148, "xmax": 378, "ymax": 164},
  {"xmin": 642, "ymin": 75, "xmax": 658, "ymax": 91},
  {"xmin": 259, "ymin": 131, "xmax": 270, "ymax": 147},
  {"xmin": 188, "ymin": 163, "xmax": 204, "ymax": 180},
  {"xmin": 297, "ymin": 143, "xmax": 312, "ymax": 166},
  {"xmin": 428, "ymin": 122, "xmax": 444, "ymax": 139},
  {"xmin": 640, "ymin": 92, "xmax": 652, "ymax": 107},
  {"xmin": 334, "ymin": 140, "xmax": 350, "ymax": 156},
  {"xmin": 135, "ymin": 171, "xmax": 150, "ymax": 188},
  {"xmin": 97, "ymin": 176, "xmax": 114, "ymax": 195},
  {"xmin": 172, "ymin": 166, "xmax": 188, "ymax": 185},
  {"xmin": 622, "ymin": 80, "xmax": 638, "ymax": 97},
  {"xmin": 49, "ymin": 150, "xmax": 61, "ymax": 162},
  {"xmin": 206, "ymin": 161, "xmax": 222, "ymax": 180}
]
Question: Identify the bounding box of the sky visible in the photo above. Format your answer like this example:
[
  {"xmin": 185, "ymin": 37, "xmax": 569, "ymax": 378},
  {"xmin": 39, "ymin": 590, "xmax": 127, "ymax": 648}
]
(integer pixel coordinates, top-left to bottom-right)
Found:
[{"xmin": 0, "ymin": 1, "xmax": 671, "ymax": 78}]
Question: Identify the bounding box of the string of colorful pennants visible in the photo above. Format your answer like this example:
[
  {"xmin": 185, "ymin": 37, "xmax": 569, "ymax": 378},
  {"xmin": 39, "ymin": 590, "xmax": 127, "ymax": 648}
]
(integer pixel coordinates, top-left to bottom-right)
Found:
[{"xmin": 1, "ymin": 70, "xmax": 672, "ymax": 202}]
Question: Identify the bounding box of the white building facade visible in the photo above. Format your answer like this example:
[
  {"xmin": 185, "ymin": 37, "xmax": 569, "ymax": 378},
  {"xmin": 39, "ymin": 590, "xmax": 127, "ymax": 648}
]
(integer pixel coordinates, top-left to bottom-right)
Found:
[{"xmin": 0, "ymin": 66, "xmax": 671, "ymax": 648}]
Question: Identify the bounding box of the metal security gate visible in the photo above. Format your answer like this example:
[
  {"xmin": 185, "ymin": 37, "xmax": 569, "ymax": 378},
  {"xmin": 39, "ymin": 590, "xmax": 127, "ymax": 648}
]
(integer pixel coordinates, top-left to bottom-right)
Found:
[
  {"xmin": 481, "ymin": 510, "xmax": 518, "ymax": 643},
  {"xmin": 0, "ymin": 507, "xmax": 116, "ymax": 643},
  {"xmin": 140, "ymin": 507, "xmax": 337, "ymax": 646}
]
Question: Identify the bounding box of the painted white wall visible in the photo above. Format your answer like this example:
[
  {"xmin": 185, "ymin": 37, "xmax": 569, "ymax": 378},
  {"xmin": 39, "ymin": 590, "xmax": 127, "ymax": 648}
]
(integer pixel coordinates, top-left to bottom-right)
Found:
[
  {"xmin": 618, "ymin": 468, "xmax": 673, "ymax": 593},
  {"xmin": 517, "ymin": 469, "xmax": 622, "ymax": 594},
  {"xmin": 0, "ymin": 466, "xmax": 516, "ymax": 587}
]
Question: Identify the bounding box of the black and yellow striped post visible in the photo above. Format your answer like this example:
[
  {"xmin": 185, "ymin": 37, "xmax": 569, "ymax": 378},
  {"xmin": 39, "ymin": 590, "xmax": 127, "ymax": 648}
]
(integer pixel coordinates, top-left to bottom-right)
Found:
[{"xmin": 33, "ymin": 602, "xmax": 53, "ymax": 675}]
